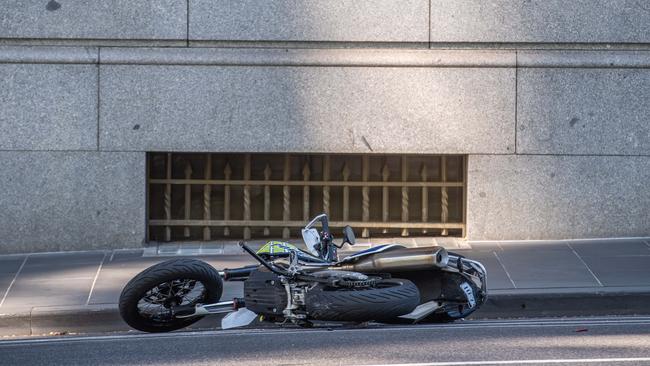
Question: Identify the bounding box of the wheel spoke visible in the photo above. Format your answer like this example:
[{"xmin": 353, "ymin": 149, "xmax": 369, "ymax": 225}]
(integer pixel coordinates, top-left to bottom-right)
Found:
[{"xmin": 137, "ymin": 279, "xmax": 207, "ymax": 323}]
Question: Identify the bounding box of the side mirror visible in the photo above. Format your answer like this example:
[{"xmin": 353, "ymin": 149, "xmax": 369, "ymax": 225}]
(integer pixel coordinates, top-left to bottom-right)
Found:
[{"xmin": 342, "ymin": 225, "xmax": 356, "ymax": 245}]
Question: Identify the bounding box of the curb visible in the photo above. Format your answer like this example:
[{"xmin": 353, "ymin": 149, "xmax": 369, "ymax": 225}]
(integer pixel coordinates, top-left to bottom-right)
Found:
[
  {"xmin": 0, "ymin": 304, "xmax": 125, "ymax": 337},
  {"xmin": 30, "ymin": 304, "xmax": 126, "ymax": 336},
  {"xmin": 470, "ymin": 290, "xmax": 650, "ymax": 319},
  {"xmin": 0, "ymin": 304, "xmax": 227, "ymax": 337},
  {"xmin": 0, "ymin": 308, "xmax": 31, "ymax": 337},
  {"xmin": 3, "ymin": 290, "xmax": 650, "ymax": 337}
]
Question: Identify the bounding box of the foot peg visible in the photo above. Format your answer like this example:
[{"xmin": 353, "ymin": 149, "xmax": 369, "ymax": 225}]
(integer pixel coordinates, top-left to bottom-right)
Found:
[{"xmin": 174, "ymin": 299, "xmax": 244, "ymax": 318}]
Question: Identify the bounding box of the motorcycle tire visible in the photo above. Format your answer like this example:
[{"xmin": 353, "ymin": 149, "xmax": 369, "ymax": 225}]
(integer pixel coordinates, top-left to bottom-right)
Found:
[
  {"xmin": 421, "ymin": 274, "xmax": 483, "ymax": 323},
  {"xmin": 305, "ymin": 278, "xmax": 420, "ymax": 322},
  {"xmin": 119, "ymin": 259, "xmax": 223, "ymax": 333}
]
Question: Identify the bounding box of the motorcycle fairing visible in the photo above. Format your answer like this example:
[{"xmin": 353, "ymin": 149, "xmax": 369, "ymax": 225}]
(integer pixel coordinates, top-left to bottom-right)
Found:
[
  {"xmin": 301, "ymin": 228, "xmax": 321, "ymax": 256},
  {"xmin": 257, "ymin": 241, "xmax": 328, "ymax": 264},
  {"xmin": 256, "ymin": 241, "xmax": 298, "ymax": 255}
]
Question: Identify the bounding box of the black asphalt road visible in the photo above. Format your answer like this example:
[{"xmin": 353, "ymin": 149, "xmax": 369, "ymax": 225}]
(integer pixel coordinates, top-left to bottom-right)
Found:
[{"xmin": 1, "ymin": 317, "xmax": 650, "ymax": 366}]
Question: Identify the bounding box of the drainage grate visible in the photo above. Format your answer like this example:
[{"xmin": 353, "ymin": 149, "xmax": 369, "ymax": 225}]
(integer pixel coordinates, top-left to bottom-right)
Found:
[{"xmin": 147, "ymin": 153, "xmax": 466, "ymax": 242}]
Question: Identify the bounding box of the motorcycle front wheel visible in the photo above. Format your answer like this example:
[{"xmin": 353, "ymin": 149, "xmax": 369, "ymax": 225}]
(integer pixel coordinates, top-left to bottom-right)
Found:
[{"xmin": 119, "ymin": 259, "xmax": 223, "ymax": 333}]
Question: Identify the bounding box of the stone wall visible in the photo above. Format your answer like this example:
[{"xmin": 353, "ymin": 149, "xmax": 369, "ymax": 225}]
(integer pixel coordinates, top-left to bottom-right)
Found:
[
  {"xmin": 429, "ymin": 0, "xmax": 650, "ymax": 43},
  {"xmin": 468, "ymin": 155, "xmax": 650, "ymax": 240},
  {"xmin": 0, "ymin": 1, "xmax": 648, "ymax": 252},
  {"xmin": 0, "ymin": 152, "xmax": 145, "ymax": 253}
]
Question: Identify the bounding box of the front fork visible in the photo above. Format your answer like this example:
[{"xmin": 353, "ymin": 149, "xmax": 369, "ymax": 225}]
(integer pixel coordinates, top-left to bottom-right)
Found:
[
  {"xmin": 174, "ymin": 265, "xmax": 249, "ymax": 319},
  {"xmin": 175, "ymin": 241, "xmax": 287, "ymax": 319}
]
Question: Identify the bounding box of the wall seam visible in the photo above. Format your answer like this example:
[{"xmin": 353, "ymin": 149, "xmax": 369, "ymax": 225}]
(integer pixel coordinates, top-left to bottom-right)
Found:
[
  {"xmin": 3, "ymin": 40, "xmax": 650, "ymax": 50},
  {"xmin": 96, "ymin": 48, "xmax": 101, "ymax": 152},
  {"xmin": 5, "ymin": 47, "xmax": 650, "ymax": 67},
  {"xmin": 428, "ymin": 0, "xmax": 432, "ymax": 48},
  {"xmin": 186, "ymin": 0, "xmax": 190, "ymax": 47},
  {"xmin": 144, "ymin": 152, "xmax": 150, "ymax": 244},
  {"xmin": 468, "ymin": 153, "xmax": 650, "ymax": 157},
  {"xmin": 514, "ymin": 50, "xmax": 518, "ymax": 154},
  {"xmin": 1, "ymin": 150, "xmax": 648, "ymax": 157}
]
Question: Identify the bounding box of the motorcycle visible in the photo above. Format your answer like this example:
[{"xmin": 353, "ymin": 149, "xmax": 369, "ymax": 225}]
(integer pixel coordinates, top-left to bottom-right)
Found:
[{"xmin": 119, "ymin": 214, "xmax": 487, "ymax": 332}]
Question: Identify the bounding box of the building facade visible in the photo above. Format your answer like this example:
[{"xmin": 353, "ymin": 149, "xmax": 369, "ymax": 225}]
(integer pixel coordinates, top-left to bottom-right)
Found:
[{"xmin": 1, "ymin": 0, "xmax": 649, "ymax": 253}]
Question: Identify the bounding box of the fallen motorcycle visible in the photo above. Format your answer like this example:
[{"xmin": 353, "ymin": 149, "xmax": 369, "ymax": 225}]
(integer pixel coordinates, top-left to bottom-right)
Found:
[{"xmin": 119, "ymin": 214, "xmax": 487, "ymax": 332}]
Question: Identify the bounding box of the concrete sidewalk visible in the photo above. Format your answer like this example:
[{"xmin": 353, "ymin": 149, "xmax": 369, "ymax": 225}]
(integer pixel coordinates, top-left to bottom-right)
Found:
[{"xmin": 1, "ymin": 238, "xmax": 650, "ymax": 337}]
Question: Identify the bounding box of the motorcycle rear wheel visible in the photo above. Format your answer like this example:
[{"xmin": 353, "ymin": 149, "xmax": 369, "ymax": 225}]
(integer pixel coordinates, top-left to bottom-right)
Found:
[
  {"xmin": 305, "ymin": 278, "xmax": 420, "ymax": 322},
  {"xmin": 119, "ymin": 259, "xmax": 223, "ymax": 333}
]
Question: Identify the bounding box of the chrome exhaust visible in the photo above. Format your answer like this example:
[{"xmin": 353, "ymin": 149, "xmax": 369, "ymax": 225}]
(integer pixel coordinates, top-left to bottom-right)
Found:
[{"xmin": 336, "ymin": 246, "xmax": 448, "ymax": 273}]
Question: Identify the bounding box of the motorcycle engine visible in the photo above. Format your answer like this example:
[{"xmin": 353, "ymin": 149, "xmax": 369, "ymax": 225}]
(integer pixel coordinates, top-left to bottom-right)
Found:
[{"xmin": 243, "ymin": 267, "xmax": 287, "ymax": 317}]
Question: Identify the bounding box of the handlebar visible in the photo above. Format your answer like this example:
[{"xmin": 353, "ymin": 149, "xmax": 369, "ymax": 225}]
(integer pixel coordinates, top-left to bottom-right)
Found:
[{"xmin": 222, "ymin": 265, "xmax": 259, "ymax": 280}]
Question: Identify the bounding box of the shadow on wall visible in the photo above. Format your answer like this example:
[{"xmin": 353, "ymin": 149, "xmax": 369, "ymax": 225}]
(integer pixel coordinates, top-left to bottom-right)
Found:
[{"xmin": 114, "ymin": 3, "xmax": 515, "ymax": 243}]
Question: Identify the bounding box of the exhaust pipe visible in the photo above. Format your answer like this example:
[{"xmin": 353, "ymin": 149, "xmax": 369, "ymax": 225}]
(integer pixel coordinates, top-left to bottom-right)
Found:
[{"xmin": 336, "ymin": 246, "xmax": 448, "ymax": 273}]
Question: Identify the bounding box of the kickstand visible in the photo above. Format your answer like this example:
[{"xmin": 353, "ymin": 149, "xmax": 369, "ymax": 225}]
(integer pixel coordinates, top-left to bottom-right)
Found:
[{"xmin": 276, "ymin": 318, "xmax": 291, "ymax": 328}]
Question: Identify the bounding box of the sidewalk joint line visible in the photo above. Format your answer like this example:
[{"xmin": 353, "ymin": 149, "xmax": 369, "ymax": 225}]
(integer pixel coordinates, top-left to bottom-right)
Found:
[
  {"xmin": 108, "ymin": 249, "xmax": 116, "ymax": 262},
  {"xmin": 86, "ymin": 251, "xmax": 108, "ymax": 306},
  {"xmin": 493, "ymin": 251, "xmax": 517, "ymax": 289},
  {"xmin": 567, "ymin": 242, "xmax": 604, "ymax": 287},
  {"xmin": 428, "ymin": 0, "xmax": 431, "ymax": 48},
  {"xmin": 0, "ymin": 255, "xmax": 29, "ymax": 308}
]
